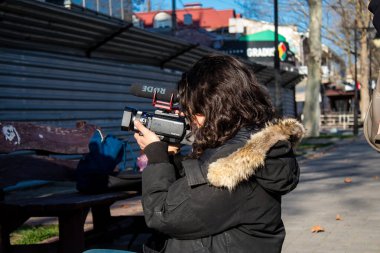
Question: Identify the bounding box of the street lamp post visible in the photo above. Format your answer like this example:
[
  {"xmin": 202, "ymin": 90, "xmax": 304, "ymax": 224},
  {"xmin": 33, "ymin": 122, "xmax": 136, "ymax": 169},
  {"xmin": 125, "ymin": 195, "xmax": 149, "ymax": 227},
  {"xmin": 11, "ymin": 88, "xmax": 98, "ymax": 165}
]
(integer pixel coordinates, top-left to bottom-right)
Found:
[
  {"xmin": 274, "ymin": 0, "xmax": 282, "ymax": 116},
  {"xmin": 353, "ymin": 25, "xmax": 359, "ymax": 136},
  {"xmin": 172, "ymin": 0, "xmax": 176, "ymax": 34},
  {"xmin": 369, "ymin": 34, "xmax": 372, "ymax": 97}
]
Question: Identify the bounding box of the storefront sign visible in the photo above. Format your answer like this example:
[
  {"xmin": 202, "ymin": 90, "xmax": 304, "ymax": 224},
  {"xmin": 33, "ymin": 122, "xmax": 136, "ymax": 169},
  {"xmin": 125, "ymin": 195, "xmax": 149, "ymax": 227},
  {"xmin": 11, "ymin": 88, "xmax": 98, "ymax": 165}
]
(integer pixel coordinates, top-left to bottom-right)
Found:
[
  {"xmin": 218, "ymin": 40, "xmax": 295, "ymax": 65},
  {"xmin": 247, "ymin": 47, "xmax": 275, "ymax": 57}
]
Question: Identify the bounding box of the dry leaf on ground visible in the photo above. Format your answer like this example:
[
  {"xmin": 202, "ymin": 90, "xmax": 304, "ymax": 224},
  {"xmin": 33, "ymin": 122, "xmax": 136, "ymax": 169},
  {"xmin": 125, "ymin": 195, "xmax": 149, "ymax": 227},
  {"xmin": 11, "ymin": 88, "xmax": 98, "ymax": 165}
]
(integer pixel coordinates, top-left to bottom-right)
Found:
[
  {"xmin": 336, "ymin": 214, "xmax": 342, "ymax": 220},
  {"xmin": 344, "ymin": 177, "xmax": 352, "ymax": 183},
  {"xmin": 373, "ymin": 176, "xmax": 379, "ymax": 180},
  {"xmin": 311, "ymin": 225, "xmax": 325, "ymax": 233}
]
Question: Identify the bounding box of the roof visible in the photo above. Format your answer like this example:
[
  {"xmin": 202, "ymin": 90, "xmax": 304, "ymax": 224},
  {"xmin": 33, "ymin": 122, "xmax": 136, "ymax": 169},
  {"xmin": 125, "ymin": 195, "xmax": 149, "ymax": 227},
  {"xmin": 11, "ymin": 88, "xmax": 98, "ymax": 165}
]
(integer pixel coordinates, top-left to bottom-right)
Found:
[
  {"xmin": 135, "ymin": 8, "xmax": 239, "ymax": 30},
  {"xmin": 0, "ymin": 0, "xmax": 303, "ymax": 88},
  {"xmin": 239, "ymin": 30, "xmax": 287, "ymax": 42},
  {"xmin": 173, "ymin": 28, "xmax": 215, "ymax": 47},
  {"xmin": 325, "ymin": 89, "xmax": 355, "ymax": 97}
]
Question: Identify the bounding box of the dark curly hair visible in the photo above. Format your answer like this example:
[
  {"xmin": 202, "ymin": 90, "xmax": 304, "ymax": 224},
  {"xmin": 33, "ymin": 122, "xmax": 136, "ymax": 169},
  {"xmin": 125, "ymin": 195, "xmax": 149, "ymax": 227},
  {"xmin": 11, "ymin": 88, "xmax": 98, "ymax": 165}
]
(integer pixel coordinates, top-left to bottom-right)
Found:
[{"xmin": 178, "ymin": 54, "xmax": 275, "ymax": 158}]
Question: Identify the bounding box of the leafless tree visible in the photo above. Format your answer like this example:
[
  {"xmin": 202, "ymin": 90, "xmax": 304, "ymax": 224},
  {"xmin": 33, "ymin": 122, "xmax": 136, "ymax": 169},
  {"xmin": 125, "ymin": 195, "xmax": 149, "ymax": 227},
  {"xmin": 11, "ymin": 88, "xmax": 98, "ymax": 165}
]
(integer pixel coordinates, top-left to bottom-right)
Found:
[
  {"xmin": 303, "ymin": 0, "xmax": 322, "ymax": 136},
  {"xmin": 356, "ymin": 0, "xmax": 371, "ymax": 121},
  {"xmin": 325, "ymin": 0, "xmax": 372, "ymax": 121}
]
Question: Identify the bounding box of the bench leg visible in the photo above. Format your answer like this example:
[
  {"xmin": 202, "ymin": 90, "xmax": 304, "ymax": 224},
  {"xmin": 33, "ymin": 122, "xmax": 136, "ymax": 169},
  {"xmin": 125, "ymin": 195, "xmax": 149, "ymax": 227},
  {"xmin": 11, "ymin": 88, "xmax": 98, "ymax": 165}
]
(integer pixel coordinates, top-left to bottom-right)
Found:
[
  {"xmin": 0, "ymin": 213, "xmax": 29, "ymax": 253},
  {"xmin": 91, "ymin": 205, "xmax": 111, "ymax": 232},
  {"xmin": 0, "ymin": 224, "xmax": 10, "ymax": 253},
  {"xmin": 58, "ymin": 208, "xmax": 89, "ymax": 253}
]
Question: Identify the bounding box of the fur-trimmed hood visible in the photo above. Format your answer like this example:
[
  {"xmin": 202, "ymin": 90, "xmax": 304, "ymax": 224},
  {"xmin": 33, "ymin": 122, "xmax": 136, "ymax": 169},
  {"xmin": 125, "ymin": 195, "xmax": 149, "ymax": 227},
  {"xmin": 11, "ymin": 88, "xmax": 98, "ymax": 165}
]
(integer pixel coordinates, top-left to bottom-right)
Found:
[{"xmin": 207, "ymin": 118, "xmax": 305, "ymax": 191}]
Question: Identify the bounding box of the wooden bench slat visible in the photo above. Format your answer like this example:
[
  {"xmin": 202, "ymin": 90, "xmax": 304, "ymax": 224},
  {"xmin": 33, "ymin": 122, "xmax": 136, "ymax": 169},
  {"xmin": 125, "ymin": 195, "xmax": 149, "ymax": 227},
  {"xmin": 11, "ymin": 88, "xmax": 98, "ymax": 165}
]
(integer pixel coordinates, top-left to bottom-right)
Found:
[
  {"xmin": 1, "ymin": 191, "xmax": 135, "ymax": 208},
  {"xmin": 0, "ymin": 155, "xmax": 78, "ymax": 188},
  {"xmin": 0, "ymin": 192, "xmax": 138, "ymax": 217},
  {"xmin": 0, "ymin": 121, "xmax": 97, "ymax": 154}
]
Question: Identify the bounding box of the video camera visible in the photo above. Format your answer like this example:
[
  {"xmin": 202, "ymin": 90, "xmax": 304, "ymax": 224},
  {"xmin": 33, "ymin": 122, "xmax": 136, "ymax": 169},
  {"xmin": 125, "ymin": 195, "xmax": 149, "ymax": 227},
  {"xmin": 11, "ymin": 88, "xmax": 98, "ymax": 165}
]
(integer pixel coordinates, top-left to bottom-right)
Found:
[{"xmin": 121, "ymin": 84, "xmax": 189, "ymax": 144}]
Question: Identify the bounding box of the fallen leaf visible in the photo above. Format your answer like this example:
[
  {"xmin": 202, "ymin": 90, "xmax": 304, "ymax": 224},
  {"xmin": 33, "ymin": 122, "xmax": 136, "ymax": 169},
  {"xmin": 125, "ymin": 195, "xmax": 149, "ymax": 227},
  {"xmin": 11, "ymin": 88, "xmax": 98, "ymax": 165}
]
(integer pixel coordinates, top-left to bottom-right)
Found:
[
  {"xmin": 344, "ymin": 177, "xmax": 352, "ymax": 183},
  {"xmin": 336, "ymin": 214, "xmax": 342, "ymax": 220},
  {"xmin": 373, "ymin": 176, "xmax": 379, "ymax": 180},
  {"xmin": 311, "ymin": 225, "xmax": 325, "ymax": 233}
]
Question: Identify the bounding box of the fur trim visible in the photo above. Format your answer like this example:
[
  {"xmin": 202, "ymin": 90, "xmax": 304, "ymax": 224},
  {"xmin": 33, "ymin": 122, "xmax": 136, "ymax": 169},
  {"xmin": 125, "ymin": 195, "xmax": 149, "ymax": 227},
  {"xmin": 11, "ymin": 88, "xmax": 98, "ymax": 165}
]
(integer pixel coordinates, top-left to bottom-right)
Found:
[{"xmin": 207, "ymin": 118, "xmax": 305, "ymax": 191}]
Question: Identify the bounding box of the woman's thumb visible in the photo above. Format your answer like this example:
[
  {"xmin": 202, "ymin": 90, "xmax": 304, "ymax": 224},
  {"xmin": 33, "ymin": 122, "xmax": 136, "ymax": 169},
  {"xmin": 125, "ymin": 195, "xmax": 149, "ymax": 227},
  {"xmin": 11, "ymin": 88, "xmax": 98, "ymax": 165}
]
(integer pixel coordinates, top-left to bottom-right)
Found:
[{"xmin": 134, "ymin": 120, "xmax": 147, "ymax": 134}]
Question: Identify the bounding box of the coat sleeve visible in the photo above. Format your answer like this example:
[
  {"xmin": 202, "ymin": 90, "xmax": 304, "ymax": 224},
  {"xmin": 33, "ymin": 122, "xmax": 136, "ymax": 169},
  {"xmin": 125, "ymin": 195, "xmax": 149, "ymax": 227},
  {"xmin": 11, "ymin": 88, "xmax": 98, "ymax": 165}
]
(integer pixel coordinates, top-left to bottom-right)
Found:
[
  {"xmin": 255, "ymin": 140, "xmax": 300, "ymax": 195},
  {"xmin": 141, "ymin": 142, "xmax": 248, "ymax": 240}
]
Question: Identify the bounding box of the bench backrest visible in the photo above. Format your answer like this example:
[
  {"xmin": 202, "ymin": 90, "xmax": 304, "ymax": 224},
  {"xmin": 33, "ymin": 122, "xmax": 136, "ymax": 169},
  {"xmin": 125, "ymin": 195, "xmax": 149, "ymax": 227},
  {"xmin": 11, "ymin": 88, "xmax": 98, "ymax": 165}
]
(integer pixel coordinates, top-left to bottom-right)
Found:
[
  {"xmin": 0, "ymin": 121, "xmax": 98, "ymax": 189},
  {"xmin": 0, "ymin": 121, "xmax": 97, "ymax": 154}
]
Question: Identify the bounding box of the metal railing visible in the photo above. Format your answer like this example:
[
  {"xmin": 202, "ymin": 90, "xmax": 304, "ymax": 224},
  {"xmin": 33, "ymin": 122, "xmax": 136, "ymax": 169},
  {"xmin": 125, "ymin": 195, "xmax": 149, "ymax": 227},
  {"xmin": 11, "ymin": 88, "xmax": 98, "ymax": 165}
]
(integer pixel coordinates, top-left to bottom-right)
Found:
[
  {"xmin": 320, "ymin": 113, "xmax": 360, "ymax": 130},
  {"xmin": 64, "ymin": 0, "xmax": 130, "ymax": 20}
]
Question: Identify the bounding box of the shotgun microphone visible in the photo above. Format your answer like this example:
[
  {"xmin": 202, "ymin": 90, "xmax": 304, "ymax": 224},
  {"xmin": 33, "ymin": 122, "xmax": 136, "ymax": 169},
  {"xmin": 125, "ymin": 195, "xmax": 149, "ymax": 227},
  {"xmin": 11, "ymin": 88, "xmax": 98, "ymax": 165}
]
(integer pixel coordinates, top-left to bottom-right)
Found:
[{"xmin": 129, "ymin": 84, "xmax": 179, "ymax": 103}]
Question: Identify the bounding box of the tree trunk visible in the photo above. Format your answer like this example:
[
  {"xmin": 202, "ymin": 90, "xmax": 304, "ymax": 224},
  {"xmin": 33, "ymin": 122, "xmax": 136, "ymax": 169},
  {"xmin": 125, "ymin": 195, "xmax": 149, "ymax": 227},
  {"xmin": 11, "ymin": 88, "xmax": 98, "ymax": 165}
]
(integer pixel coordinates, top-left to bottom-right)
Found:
[
  {"xmin": 303, "ymin": 0, "xmax": 322, "ymax": 137},
  {"xmin": 359, "ymin": 31, "xmax": 370, "ymax": 121},
  {"xmin": 357, "ymin": 0, "xmax": 371, "ymax": 121}
]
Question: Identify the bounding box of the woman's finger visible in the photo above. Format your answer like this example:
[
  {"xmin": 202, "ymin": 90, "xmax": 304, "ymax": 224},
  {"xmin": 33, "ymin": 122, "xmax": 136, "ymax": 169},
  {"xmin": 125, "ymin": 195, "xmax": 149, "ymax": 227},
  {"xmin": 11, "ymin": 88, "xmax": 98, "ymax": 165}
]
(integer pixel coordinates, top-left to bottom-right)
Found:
[
  {"xmin": 134, "ymin": 120, "xmax": 149, "ymax": 135},
  {"xmin": 134, "ymin": 133, "xmax": 145, "ymax": 149},
  {"xmin": 133, "ymin": 121, "xmax": 160, "ymax": 150}
]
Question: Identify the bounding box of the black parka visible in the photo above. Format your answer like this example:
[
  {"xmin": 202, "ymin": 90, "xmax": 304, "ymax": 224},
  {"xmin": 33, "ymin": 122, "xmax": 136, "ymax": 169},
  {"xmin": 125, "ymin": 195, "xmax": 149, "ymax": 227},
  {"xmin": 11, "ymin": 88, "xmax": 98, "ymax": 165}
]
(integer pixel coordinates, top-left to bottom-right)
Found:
[{"xmin": 141, "ymin": 119, "xmax": 304, "ymax": 253}]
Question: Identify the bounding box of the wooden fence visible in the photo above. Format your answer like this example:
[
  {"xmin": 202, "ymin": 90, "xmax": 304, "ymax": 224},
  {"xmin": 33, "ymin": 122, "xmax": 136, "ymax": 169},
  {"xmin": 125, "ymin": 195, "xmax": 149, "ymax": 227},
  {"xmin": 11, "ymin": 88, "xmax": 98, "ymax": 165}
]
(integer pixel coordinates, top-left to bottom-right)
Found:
[{"xmin": 320, "ymin": 113, "xmax": 361, "ymax": 130}]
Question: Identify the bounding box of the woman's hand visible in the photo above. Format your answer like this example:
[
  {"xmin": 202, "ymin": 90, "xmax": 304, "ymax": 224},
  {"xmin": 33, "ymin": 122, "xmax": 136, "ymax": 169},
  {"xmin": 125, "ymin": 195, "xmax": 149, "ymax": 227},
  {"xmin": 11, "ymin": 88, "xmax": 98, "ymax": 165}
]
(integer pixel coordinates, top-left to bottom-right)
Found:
[
  {"xmin": 168, "ymin": 144, "xmax": 180, "ymax": 155},
  {"xmin": 133, "ymin": 120, "xmax": 160, "ymax": 150}
]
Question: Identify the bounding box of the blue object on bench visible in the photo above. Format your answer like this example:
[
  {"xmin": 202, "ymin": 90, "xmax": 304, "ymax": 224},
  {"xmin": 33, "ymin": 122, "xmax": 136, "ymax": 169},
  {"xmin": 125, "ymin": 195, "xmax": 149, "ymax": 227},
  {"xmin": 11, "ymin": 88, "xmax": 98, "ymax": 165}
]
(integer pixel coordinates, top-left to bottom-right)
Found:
[
  {"xmin": 3, "ymin": 180, "xmax": 51, "ymax": 192},
  {"xmin": 83, "ymin": 249, "xmax": 136, "ymax": 253}
]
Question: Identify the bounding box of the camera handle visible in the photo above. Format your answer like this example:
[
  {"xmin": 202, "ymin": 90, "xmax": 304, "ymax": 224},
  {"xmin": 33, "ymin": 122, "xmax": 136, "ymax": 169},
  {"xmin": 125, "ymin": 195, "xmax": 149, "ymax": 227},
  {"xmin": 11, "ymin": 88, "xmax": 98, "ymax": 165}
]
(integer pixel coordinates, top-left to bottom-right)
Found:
[{"xmin": 152, "ymin": 91, "xmax": 178, "ymax": 111}]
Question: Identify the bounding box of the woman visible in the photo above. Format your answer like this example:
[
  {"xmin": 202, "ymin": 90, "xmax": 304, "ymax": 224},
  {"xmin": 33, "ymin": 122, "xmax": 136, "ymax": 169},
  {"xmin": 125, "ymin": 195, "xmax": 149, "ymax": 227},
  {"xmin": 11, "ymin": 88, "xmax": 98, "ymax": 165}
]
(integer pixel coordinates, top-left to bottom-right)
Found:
[{"xmin": 134, "ymin": 55, "xmax": 305, "ymax": 253}]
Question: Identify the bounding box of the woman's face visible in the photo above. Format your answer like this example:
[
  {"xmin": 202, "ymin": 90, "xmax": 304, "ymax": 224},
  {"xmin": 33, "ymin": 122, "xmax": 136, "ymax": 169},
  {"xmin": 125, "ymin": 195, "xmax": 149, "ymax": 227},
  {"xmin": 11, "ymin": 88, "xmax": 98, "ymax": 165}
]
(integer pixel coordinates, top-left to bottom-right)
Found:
[
  {"xmin": 183, "ymin": 108, "xmax": 205, "ymax": 128},
  {"xmin": 193, "ymin": 114, "xmax": 205, "ymax": 128}
]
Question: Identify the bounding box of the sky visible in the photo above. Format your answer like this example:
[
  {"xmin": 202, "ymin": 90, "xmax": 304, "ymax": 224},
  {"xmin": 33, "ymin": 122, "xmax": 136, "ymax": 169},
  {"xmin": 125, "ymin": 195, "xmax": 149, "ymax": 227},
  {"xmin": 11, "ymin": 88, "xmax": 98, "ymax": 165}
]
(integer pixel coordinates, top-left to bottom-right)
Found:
[
  {"xmin": 178, "ymin": 0, "xmax": 242, "ymax": 11},
  {"xmin": 135, "ymin": 0, "xmax": 243, "ymax": 13}
]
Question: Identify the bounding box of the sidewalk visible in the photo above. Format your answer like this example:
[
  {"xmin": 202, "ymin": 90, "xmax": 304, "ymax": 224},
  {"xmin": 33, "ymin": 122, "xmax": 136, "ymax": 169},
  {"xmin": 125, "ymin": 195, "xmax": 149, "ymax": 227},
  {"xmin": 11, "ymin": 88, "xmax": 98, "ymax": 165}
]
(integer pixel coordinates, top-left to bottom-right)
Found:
[{"xmin": 282, "ymin": 134, "xmax": 380, "ymax": 253}]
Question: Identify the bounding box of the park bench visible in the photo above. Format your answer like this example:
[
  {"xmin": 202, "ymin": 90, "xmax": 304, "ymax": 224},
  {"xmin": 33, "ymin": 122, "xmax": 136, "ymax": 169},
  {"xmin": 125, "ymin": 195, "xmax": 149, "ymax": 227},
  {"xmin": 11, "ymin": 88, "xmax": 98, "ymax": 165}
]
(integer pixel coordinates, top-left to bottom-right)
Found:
[{"xmin": 0, "ymin": 121, "xmax": 144, "ymax": 253}]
